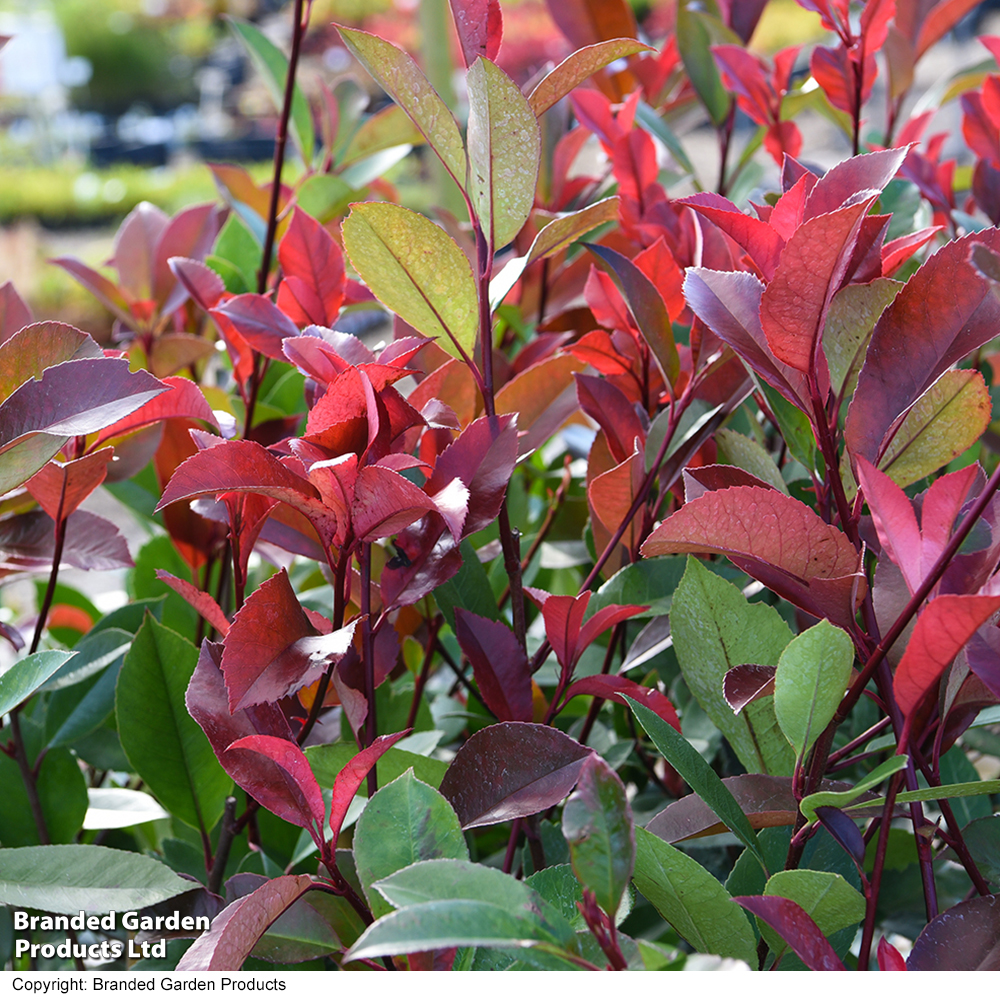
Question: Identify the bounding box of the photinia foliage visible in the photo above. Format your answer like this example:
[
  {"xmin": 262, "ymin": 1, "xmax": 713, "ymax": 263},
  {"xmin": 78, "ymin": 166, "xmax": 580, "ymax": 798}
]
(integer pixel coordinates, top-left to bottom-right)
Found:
[{"xmin": 5, "ymin": 0, "xmax": 1000, "ymax": 974}]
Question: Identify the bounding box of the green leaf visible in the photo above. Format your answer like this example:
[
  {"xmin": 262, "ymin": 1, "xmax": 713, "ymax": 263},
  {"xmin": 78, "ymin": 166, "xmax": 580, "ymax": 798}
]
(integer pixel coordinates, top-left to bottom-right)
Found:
[
  {"xmin": 305, "ymin": 743, "xmax": 447, "ymax": 793},
  {"xmin": 799, "ymin": 755, "xmax": 909, "ymax": 823},
  {"xmin": 466, "ymin": 57, "xmax": 540, "ymax": 249},
  {"xmin": 938, "ymin": 744, "xmax": 992, "ymax": 826},
  {"xmin": 349, "ymin": 858, "xmax": 578, "ymax": 961},
  {"xmin": 227, "ymin": 18, "xmax": 314, "ymax": 164},
  {"xmin": 625, "ymin": 696, "xmax": 767, "ymax": 872},
  {"xmin": 0, "ymin": 845, "xmax": 191, "ymax": 914},
  {"xmin": 773, "ymin": 620, "xmax": 854, "ymax": 762},
  {"xmin": 759, "ymin": 382, "xmax": 816, "ymax": 474},
  {"xmin": 342, "ymin": 203, "xmax": 479, "ymax": 361},
  {"xmin": 823, "ymin": 278, "xmax": 900, "ymax": 399},
  {"xmin": 632, "ymin": 827, "xmax": 757, "ymax": 965},
  {"xmin": 115, "ymin": 614, "xmax": 231, "ymax": 833},
  {"xmin": 337, "ymin": 26, "xmax": 467, "ymax": 190},
  {"xmin": 525, "ymin": 865, "xmax": 632, "ymax": 931},
  {"xmin": 339, "ymin": 104, "xmax": 425, "ymax": 167},
  {"xmin": 849, "ymin": 779, "xmax": 1000, "ymax": 814},
  {"xmin": 669, "ymin": 557, "xmax": 795, "ymax": 775},
  {"xmin": 676, "ymin": 3, "xmax": 732, "ymax": 127},
  {"xmin": 0, "ymin": 650, "xmax": 75, "ymax": 716},
  {"xmin": 634, "ymin": 100, "xmax": 694, "ymax": 176},
  {"xmin": 588, "ymin": 556, "xmax": 685, "ymax": 619},
  {"xmin": 347, "ymin": 900, "xmax": 578, "ymax": 963},
  {"xmin": 877, "ymin": 369, "xmax": 992, "ymax": 488},
  {"xmin": 0, "ymin": 743, "xmax": 88, "ymax": 845},
  {"xmin": 434, "ymin": 538, "xmax": 498, "ymax": 632},
  {"xmin": 562, "ymin": 755, "xmax": 635, "ymax": 917},
  {"xmin": 715, "ymin": 428, "xmax": 788, "ymax": 494},
  {"xmin": 960, "ymin": 816, "xmax": 1000, "ymax": 886},
  {"xmin": 295, "ymin": 174, "xmax": 358, "ymax": 224},
  {"xmin": 46, "ymin": 657, "xmax": 123, "ymax": 748},
  {"xmin": 41, "ymin": 628, "xmax": 130, "ymax": 691},
  {"xmin": 354, "ymin": 770, "xmax": 468, "ymax": 919},
  {"xmin": 759, "ymin": 869, "xmax": 864, "ymax": 955},
  {"xmin": 212, "ymin": 215, "xmax": 260, "ymax": 290}
]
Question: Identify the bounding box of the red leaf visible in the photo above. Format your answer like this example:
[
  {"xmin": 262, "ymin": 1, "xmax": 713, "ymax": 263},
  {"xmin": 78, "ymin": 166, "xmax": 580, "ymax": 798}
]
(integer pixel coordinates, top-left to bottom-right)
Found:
[
  {"xmin": 803, "ymin": 147, "xmax": 908, "ymax": 222},
  {"xmin": 113, "ymin": 202, "xmax": 168, "ymax": 302},
  {"xmin": 168, "ymin": 257, "xmax": 226, "ymax": 312},
  {"xmin": 764, "ymin": 120, "xmax": 802, "ymax": 167},
  {"xmin": 186, "ymin": 639, "xmax": 297, "ymax": 794},
  {"xmin": 0, "ymin": 509, "xmax": 131, "ymax": 573},
  {"xmin": 881, "ymin": 225, "xmax": 943, "ymax": 276},
  {"xmin": 733, "ymin": 896, "xmax": 846, "ymax": 970},
  {"xmin": 221, "ymin": 569, "xmax": 355, "ymax": 712},
  {"xmin": 540, "ymin": 593, "xmax": 590, "ymax": 674},
  {"xmin": 421, "ymin": 413, "xmax": 517, "ymax": 537},
  {"xmin": 276, "ymin": 209, "xmax": 346, "ymax": 327},
  {"xmin": 380, "ymin": 514, "xmax": 462, "ymax": 609},
  {"xmin": 50, "ymin": 257, "xmax": 134, "ymax": 326},
  {"xmin": 449, "ymin": 0, "xmax": 503, "ymax": 67},
  {"xmin": 810, "ymin": 44, "xmax": 854, "ymax": 115},
  {"xmin": 211, "ymin": 294, "xmax": 299, "ymax": 361},
  {"xmin": 907, "ymin": 893, "xmax": 1000, "ymax": 970},
  {"xmin": 855, "ymin": 458, "xmax": 923, "ymax": 594},
  {"xmin": 683, "ymin": 268, "xmax": 810, "ymax": 412},
  {"xmin": 352, "ymin": 465, "xmax": 439, "ymax": 542},
  {"xmin": 641, "ymin": 486, "xmax": 863, "ymax": 629},
  {"xmin": 634, "ymin": 238, "xmax": 686, "ymax": 322},
  {"xmin": 156, "ymin": 570, "xmax": 230, "ymax": 637},
  {"xmin": 894, "ymin": 594, "xmax": 1000, "ymax": 718},
  {"xmin": 762, "ymin": 199, "xmax": 873, "ymax": 374},
  {"xmin": 153, "ymin": 204, "xmax": 225, "ymax": 311},
  {"xmin": 877, "ymin": 936, "xmax": 907, "ymax": 971},
  {"xmin": 585, "ymin": 244, "xmax": 678, "ymax": 386},
  {"xmin": 157, "ymin": 440, "xmax": 338, "ymax": 549},
  {"xmin": 176, "ymin": 875, "xmax": 316, "ymax": 972},
  {"xmin": 647, "ymin": 774, "xmax": 859, "ymax": 842},
  {"xmin": 578, "ymin": 602, "xmax": 648, "ymax": 654},
  {"xmin": 722, "ymin": 664, "xmax": 777, "ymax": 714},
  {"xmin": 575, "ymin": 373, "xmax": 645, "ymax": 465},
  {"xmin": 329, "ymin": 730, "xmax": 410, "ymax": 844},
  {"xmin": 25, "ymin": 448, "xmax": 113, "ymax": 521},
  {"xmin": 0, "ymin": 281, "xmax": 32, "ymax": 345},
  {"xmin": 846, "ymin": 229, "xmax": 1000, "ymax": 464},
  {"xmin": 919, "ymin": 464, "xmax": 981, "ymax": 575},
  {"xmin": 0, "ymin": 358, "xmax": 165, "ymax": 448},
  {"xmin": 95, "ymin": 376, "xmax": 218, "ymax": 446},
  {"xmin": 915, "ymin": 0, "xmax": 982, "ymax": 58},
  {"xmin": 226, "ymin": 735, "xmax": 326, "ymax": 839},
  {"xmin": 561, "ymin": 674, "xmax": 679, "ymax": 730},
  {"xmin": 455, "ymin": 609, "xmax": 532, "ymax": 722},
  {"xmin": 681, "ymin": 193, "xmax": 785, "ymax": 281},
  {"xmin": 712, "ymin": 44, "xmax": 774, "ymax": 123},
  {"xmin": 438, "ymin": 721, "xmax": 590, "ymax": 828}
]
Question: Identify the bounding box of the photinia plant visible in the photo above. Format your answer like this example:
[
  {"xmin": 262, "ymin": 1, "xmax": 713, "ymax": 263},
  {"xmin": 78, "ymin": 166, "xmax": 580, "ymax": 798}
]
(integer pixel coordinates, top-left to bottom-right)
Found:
[{"xmin": 4, "ymin": 0, "xmax": 1000, "ymax": 974}]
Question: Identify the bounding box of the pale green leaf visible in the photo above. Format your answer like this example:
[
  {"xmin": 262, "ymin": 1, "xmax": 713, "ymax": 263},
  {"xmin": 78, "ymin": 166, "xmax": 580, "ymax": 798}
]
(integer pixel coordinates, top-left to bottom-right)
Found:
[
  {"xmin": 467, "ymin": 58, "xmax": 540, "ymax": 249},
  {"xmin": 773, "ymin": 619, "xmax": 854, "ymax": 762},
  {"xmin": 337, "ymin": 26, "xmax": 467, "ymax": 189},
  {"xmin": 878, "ymin": 369, "xmax": 992, "ymax": 488},
  {"xmin": 342, "ymin": 202, "xmax": 479, "ymax": 361},
  {"xmin": 715, "ymin": 428, "xmax": 788, "ymax": 494}
]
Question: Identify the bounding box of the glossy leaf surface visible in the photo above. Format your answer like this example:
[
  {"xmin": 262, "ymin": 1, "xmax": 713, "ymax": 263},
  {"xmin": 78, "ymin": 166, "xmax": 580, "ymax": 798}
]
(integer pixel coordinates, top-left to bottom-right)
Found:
[
  {"xmin": 439, "ymin": 722, "xmax": 590, "ymax": 828},
  {"xmin": 354, "ymin": 771, "xmax": 468, "ymax": 919},
  {"xmin": 562, "ymin": 754, "xmax": 635, "ymax": 916},
  {"xmin": 116, "ymin": 615, "xmax": 231, "ymax": 832},
  {"xmin": 633, "ymin": 827, "xmax": 757, "ymax": 965}
]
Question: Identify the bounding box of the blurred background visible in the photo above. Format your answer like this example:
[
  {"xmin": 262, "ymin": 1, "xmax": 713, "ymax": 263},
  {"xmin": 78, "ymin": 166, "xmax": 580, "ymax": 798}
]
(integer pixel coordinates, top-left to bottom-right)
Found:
[{"xmin": 0, "ymin": 0, "xmax": 990, "ymax": 337}]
